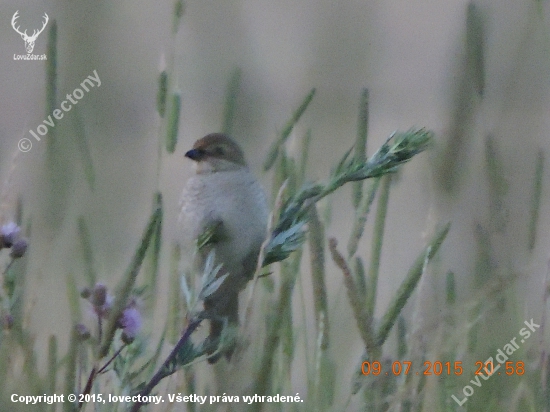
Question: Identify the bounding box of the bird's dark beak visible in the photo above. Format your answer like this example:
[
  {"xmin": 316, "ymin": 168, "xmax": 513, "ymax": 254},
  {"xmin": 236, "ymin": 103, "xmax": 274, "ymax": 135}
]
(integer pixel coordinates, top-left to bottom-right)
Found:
[{"xmin": 185, "ymin": 148, "xmax": 205, "ymax": 161}]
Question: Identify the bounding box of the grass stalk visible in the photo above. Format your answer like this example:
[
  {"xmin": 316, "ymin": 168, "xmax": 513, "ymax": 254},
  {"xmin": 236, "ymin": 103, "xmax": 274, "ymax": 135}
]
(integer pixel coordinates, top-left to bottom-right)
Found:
[
  {"xmin": 485, "ymin": 135, "xmax": 508, "ymax": 231},
  {"xmin": 352, "ymin": 88, "xmax": 369, "ymax": 209},
  {"xmin": 66, "ymin": 272, "xmax": 82, "ymax": 324},
  {"xmin": 348, "ymin": 178, "xmax": 380, "ymax": 258},
  {"xmin": 446, "ymin": 271, "xmax": 456, "ymax": 305},
  {"xmin": 376, "ymin": 223, "xmax": 450, "ymax": 345},
  {"xmin": 307, "ymin": 205, "xmax": 335, "ymax": 408},
  {"xmin": 99, "ymin": 204, "xmax": 162, "ymax": 357},
  {"xmin": 78, "ymin": 217, "xmax": 97, "ymax": 288},
  {"xmin": 145, "ymin": 193, "xmax": 163, "ymax": 305},
  {"xmin": 165, "ymin": 92, "xmax": 181, "ymax": 153},
  {"xmin": 221, "ymin": 68, "xmax": 242, "ymax": 136},
  {"xmin": 156, "ymin": 70, "xmax": 168, "ymax": 118},
  {"xmin": 329, "ymin": 238, "xmax": 376, "ymax": 353},
  {"xmin": 352, "ymin": 256, "xmax": 367, "ymax": 303},
  {"xmin": 73, "ymin": 108, "xmax": 96, "ymax": 190},
  {"xmin": 308, "ymin": 206, "xmax": 329, "ymax": 349},
  {"xmin": 435, "ymin": 2, "xmax": 483, "ymax": 192},
  {"xmin": 366, "ymin": 174, "xmax": 392, "ymax": 317},
  {"xmin": 63, "ymin": 327, "xmax": 79, "ymax": 412},
  {"xmin": 298, "ymin": 129, "xmax": 312, "ymax": 186},
  {"xmin": 528, "ymin": 149, "xmax": 544, "ymax": 250},
  {"xmin": 263, "ymin": 88, "xmax": 316, "ymax": 171},
  {"xmin": 280, "ymin": 257, "xmax": 298, "ymax": 382},
  {"xmin": 47, "ymin": 336, "xmax": 57, "ymax": 411},
  {"xmin": 466, "ymin": 1, "xmax": 485, "ymax": 97},
  {"xmin": 167, "ymin": 243, "xmax": 183, "ymax": 344},
  {"xmin": 45, "ymin": 20, "xmax": 57, "ymax": 147},
  {"xmin": 172, "ymin": 0, "xmax": 185, "ymax": 33},
  {"xmin": 251, "ymin": 263, "xmax": 298, "ymax": 404}
]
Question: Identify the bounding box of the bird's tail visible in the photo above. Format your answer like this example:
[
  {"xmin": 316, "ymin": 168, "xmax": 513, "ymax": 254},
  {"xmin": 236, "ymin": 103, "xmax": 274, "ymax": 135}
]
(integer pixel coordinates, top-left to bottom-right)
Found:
[{"xmin": 204, "ymin": 292, "xmax": 239, "ymax": 364}]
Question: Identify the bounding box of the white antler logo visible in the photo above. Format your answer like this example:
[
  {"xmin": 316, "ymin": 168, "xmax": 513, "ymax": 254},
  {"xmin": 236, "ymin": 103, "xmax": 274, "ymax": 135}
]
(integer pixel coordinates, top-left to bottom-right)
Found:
[{"xmin": 12, "ymin": 11, "xmax": 49, "ymax": 54}]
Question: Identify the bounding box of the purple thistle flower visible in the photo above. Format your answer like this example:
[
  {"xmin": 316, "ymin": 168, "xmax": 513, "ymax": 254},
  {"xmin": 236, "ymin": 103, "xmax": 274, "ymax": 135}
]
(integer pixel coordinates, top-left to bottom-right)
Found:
[{"xmin": 120, "ymin": 306, "xmax": 142, "ymax": 343}]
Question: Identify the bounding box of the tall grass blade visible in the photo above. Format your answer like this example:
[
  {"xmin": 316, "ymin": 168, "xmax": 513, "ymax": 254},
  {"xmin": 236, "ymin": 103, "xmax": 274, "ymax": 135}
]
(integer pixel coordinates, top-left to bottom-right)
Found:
[
  {"xmin": 263, "ymin": 88, "xmax": 316, "ymax": 171},
  {"xmin": 47, "ymin": 335, "xmax": 58, "ymax": 408},
  {"xmin": 308, "ymin": 206, "xmax": 329, "ymax": 349},
  {"xmin": 78, "ymin": 216, "xmax": 97, "ymax": 288},
  {"xmin": 221, "ymin": 68, "xmax": 242, "ymax": 136},
  {"xmin": 366, "ymin": 175, "xmax": 391, "ymax": 317},
  {"xmin": 156, "ymin": 71, "xmax": 168, "ymax": 118},
  {"xmin": 528, "ymin": 149, "xmax": 544, "ymax": 250},
  {"xmin": 45, "ymin": 20, "xmax": 57, "ymax": 146},
  {"xmin": 99, "ymin": 205, "xmax": 162, "ymax": 357},
  {"xmin": 377, "ymin": 223, "xmax": 450, "ymax": 345},
  {"xmin": 353, "ymin": 88, "xmax": 369, "ymax": 208},
  {"xmin": 73, "ymin": 107, "xmax": 96, "ymax": 190},
  {"xmin": 166, "ymin": 92, "xmax": 181, "ymax": 154},
  {"xmin": 145, "ymin": 193, "xmax": 163, "ymax": 304}
]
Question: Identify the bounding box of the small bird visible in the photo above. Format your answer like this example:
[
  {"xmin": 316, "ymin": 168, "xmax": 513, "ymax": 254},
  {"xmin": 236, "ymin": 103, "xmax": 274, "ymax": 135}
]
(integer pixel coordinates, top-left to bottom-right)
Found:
[{"xmin": 179, "ymin": 133, "xmax": 268, "ymax": 362}]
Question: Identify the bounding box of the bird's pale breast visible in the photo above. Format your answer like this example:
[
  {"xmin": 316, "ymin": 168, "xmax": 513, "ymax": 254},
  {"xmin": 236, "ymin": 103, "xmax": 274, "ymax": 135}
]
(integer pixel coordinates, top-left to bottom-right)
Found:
[{"xmin": 179, "ymin": 169, "xmax": 268, "ymax": 278}]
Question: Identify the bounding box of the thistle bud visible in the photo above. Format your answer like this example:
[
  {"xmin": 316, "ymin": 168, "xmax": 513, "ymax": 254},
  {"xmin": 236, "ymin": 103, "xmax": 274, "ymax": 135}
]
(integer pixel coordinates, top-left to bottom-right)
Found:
[
  {"xmin": 75, "ymin": 323, "xmax": 91, "ymax": 341},
  {"xmin": 0, "ymin": 222, "xmax": 21, "ymax": 248},
  {"xmin": 90, "ymin": 283, "xmax": 113, "ymax": 318},
  {"xmin": 10, "ymin": 238, "xmax": 28, "ymax": 258},
  {"xmin": 90, "ymin": 283, "xmax": 107, "ymax": 306},
  {"xmin": 1, "ymin": 313, "xmax": 14, "ymax": 330},
  {"xmin": 80, "ymin": 287, "xmax": 91, "ymax": 299}
]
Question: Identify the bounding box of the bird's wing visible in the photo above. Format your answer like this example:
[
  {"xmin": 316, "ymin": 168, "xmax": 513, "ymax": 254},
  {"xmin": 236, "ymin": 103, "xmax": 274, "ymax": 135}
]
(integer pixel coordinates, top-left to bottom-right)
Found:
[{"xmin": 241, "ymin": 244, "xmax": 263, "ymax": 284}]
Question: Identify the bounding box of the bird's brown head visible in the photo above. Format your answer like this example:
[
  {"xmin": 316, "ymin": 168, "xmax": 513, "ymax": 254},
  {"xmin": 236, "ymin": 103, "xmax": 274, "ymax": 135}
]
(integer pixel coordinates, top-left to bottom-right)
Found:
[{"xmin": 185, "ymin": 133, "xmax": 247, "ymax": 173}]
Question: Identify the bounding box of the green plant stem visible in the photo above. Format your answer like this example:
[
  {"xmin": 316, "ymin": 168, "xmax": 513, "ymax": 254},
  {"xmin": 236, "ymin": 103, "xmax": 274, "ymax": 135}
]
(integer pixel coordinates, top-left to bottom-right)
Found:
[
  {"xmin": 251, "ymin": 264, "xmax": 297, "ymax": 406},
  {"xmin": 263, "ymin": 129, "xmax": 432, "ymax": 266},
  {"xmin": 281, "ymin": 257, "xmax": 298, "ymax": 383},
  {"xmin": 145, "ymin": 193, "xmax": 163, "ymax": 306},
  {"xmin": 47, "ymin": 335, "xmax": 57, "ymax": 410},
  {"xmin": 156, "ymin": 71, "xmax": 168, "ymax": 118},
  {"xmin": 376, "ymin": 223, "xmax": 450, "ymax": 345},
  {"xmin": 45, "ymin": 20, "xmax": 57, "ymax": 148},
  {"xmin": 348, "ymin": 178, "xmax": 380, "ymax": 258},
  {"xmin": 329, "ymin": 238, "xmax": 376, "ymax": 354},
  {"xmin": 466, "ymin": 2, "xmax": 485, "ymax": 97},
  {"xmin": 78, "ymin": 217, "xmax": 97, "ymax": 288},
  {"xmin": 99, "ymin": 206, "xmax": 161, "ymax": 358},
  {"xmin": 485, "ymin": 135, "xmax": 508, "ymax": 231},
  {"xmin": 529, "ymin": 149, "xmax": 544, "ymax": 250},
  {"xmin": 63, "ymin": 327, "xmax": 79, "ymax": 412},
  {"xmin": 165, "ymin": 93, "xmax": 181, "ymax": 153},
  {"xmin": 66, "ymin": 272, "xmax": 82, "ymax": 324},
  {"xmin": 264, "ymin": 88, "xmax": 316, "ymax": 171},
  {"xmin": 173, "ymin": 0, "xmax": 185, "ymax": 33},
  {"xmin": 298, "ymin": 129, "xmax": 312, "ymax": 186},
  {"xmin": 308, "ymin": 206, "xmax": 329, "ymax": 349},
  {"xmin": 366, "ymin": 174, "xmax": 391, "ymax": 317},
  {"xmin": 221, "ymin": 68, "xmax": 242, "ymax": 136},
  {"xmin": 353, "ymin": 88, "xmax": 369, "ymax": 209},
  {"xmin": 167, "ymin": 243, "xmax": 183, "ymax": 344}
]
